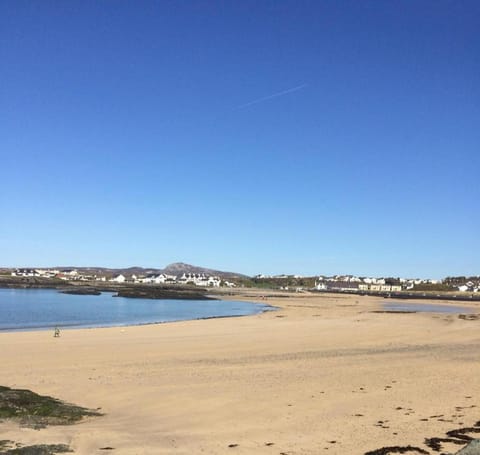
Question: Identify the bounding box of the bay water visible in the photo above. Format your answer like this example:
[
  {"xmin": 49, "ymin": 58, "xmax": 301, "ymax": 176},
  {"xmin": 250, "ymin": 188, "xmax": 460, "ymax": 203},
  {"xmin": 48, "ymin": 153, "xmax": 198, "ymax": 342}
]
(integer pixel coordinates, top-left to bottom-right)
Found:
[{"xmin": 0, "ymin": 288, "xmax": 270, "ymax": 331}]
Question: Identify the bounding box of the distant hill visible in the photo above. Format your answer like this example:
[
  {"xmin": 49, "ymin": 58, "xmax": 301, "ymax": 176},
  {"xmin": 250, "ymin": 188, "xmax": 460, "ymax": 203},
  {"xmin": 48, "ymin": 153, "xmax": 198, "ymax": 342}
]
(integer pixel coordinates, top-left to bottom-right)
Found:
[
  {"xmin": 50, "ymin": 263, "xmax": 248, "ymax": 279},
  {"xmin": 161, "ymin": 262, "xmax": 248, "ymax": 279},
  {"xmin": 52, "ymin": 266, "xmax": 160, "ymax": 276}
]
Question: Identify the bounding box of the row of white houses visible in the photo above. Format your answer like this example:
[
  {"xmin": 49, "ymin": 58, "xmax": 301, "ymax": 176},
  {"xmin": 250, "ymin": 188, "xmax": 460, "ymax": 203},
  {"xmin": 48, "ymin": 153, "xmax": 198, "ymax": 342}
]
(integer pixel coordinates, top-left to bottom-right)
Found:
[
  {"xmin": 458, "ymin": 282, "xmax": 480, "ymax": 293},
  {"xmin": 10, "ymin": 268, "xmax": 234, "ymax": 288},
  {"xmin": 11, "ymin": 269, "xmax": 97, "ymax": 281},
  {"xmin": 315, "ymin": 280, "xmax": 402, "ymax": 292},
  {"xmin": 109, "ymin": 273, "xmax": 234, "ymax": 287}
]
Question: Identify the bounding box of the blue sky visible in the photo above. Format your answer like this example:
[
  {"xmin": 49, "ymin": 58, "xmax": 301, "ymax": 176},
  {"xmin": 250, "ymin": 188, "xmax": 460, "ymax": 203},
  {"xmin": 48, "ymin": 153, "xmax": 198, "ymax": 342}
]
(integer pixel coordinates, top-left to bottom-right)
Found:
[{"xmin": 1, "ymin": 1, "xmax": 479, "ymax": 278}]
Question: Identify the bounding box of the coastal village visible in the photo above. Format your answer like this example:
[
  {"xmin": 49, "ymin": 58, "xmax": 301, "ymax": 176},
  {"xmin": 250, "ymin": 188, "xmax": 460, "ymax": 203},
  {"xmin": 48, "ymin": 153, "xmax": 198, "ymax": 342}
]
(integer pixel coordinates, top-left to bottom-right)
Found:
[
  {"xmin": 262, "ymin": 274, "xmax": 480, "ymax": 293},
  {"xmin": 8, "ymin": 268, "xmax": 235, "ymax": 288},
  {"xmin": 7, "ymin": 268, "xmax": 480, "ymax": 293}
]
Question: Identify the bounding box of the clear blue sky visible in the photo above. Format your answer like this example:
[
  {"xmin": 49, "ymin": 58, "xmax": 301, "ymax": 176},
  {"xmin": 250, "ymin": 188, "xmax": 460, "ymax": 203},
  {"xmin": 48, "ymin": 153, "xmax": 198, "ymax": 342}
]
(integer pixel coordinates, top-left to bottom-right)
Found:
[{"xmin": 1, "ymin": 1, "xmax": 479, "ymax": 278}]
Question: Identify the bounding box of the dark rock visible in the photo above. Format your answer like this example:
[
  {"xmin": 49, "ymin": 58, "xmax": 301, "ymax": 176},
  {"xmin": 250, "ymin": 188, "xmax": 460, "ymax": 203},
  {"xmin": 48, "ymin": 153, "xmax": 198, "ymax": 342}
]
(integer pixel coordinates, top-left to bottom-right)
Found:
[
  {"xmin": 115, "ymin": 286, "xmax": 215, "ymax": 300},
  {"xmin": 60, "ymin": 288, "xmax": 101, "ymax": 296},
  {"xmin": 454, "ymin": 440, "xmax": 480, "ymax": 454}
]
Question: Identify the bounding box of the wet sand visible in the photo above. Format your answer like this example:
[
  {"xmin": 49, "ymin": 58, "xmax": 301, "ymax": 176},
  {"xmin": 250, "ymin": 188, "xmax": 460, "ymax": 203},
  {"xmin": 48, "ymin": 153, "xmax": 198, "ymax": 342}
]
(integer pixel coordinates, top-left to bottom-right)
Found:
[{"xmin": 1, "ymin": 291, "xmax": 479, "ymax": 454}]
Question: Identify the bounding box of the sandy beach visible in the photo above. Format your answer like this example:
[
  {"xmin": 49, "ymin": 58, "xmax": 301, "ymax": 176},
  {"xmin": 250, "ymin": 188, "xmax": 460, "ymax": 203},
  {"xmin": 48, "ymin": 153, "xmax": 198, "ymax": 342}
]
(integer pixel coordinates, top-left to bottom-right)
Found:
[{"xmin": 1, "ymin": 291, "xmax": 479, "ymax": 454}]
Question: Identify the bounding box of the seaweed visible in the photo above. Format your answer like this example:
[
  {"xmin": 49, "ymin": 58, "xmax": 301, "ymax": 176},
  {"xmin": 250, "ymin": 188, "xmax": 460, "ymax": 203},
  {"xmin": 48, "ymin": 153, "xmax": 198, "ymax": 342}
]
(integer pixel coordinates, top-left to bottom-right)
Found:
[
  {"xmin": 364, "ymin": 445, "xmax": 429, "ymax": 455},
  {"xmin": 0, "ymin": 386, "xmax": 102, "ymax": 429},
  {"xmin": 0, "ymin": 443, "xmax": 72, "ymax": 454}
]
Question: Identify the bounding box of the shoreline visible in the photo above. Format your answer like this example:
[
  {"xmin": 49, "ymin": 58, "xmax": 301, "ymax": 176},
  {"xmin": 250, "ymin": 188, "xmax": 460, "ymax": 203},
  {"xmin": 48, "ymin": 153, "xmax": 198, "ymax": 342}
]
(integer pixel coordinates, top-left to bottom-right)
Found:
[
  {"xmin": 2, "ymin": 275, "xmax": 480, "ymax": 303},
  {"xmin": 0, "ymin": 288, "xmax": 275, "ymax": 333},
  {"xmin": 0, "ymin": 302, "xmax": 277, "ymax": 334},
  {"xmin": 2, "ymin": 286, "xmax": 478, "ymax": 334},
  {"xmin": 312, "ymin": 289, "xmax": 480, "ymax": 302},
  {"xmin": 0, "ymin": 278, "xmax": 217, "ymax": 301},
  {"xmin": 1, "ymin": 291, "xmax": 479, "ymax": 454}
]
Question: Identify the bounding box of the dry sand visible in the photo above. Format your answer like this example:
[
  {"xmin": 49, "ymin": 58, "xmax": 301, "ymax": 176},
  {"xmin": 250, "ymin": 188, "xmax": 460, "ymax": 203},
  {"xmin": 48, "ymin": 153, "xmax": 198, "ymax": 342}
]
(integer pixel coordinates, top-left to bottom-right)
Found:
[{"xmin": 1, "ymin": 291, "xmax": 479, "ymax": 454}]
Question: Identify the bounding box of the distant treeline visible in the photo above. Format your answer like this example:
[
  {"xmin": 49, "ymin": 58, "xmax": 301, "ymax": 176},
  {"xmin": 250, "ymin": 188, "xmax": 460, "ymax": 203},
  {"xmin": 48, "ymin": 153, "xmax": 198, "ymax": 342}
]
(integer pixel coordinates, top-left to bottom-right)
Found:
[
  {"xmin": 407, "ymin": 283, "xmax": 452, "ymax": 292},
  {"xmin": 235, "ymin": 276, "xmax": 317, "ymax": 289},
  {"xmin": 443, "ymin": 276, "xmax": 480, "ymax": 285}
]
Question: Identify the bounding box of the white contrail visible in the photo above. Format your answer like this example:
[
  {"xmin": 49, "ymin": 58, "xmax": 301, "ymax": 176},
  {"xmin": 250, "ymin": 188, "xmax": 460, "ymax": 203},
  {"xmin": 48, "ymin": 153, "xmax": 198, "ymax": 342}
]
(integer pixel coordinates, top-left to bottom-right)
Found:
[{"xmin": 236, "ymin": 83, "xmax": 308, "ymax": 109}]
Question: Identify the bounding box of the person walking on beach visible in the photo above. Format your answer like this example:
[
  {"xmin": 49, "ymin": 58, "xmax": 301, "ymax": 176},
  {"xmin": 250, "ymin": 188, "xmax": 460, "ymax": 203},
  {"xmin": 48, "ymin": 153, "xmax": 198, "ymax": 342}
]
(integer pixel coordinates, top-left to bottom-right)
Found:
[{"xmin": 53, "ymin": 326, "xmax": 60, "ymax": 337}]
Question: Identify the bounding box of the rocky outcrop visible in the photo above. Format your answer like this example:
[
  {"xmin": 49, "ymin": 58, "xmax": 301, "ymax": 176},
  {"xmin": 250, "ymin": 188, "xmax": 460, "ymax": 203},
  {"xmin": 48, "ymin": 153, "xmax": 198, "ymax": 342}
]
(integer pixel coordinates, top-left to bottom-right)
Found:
[{"xmin": 455, "ymin": 440, "xmax": 480, "ymax": 455}]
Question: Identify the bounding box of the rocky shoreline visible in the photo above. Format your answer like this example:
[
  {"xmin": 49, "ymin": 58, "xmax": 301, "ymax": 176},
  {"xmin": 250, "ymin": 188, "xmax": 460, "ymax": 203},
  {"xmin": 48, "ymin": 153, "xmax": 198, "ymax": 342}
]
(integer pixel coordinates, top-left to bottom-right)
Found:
[
  {"xmin": 0, "ymin": 277, "xmax": 215, "ymax": 300},
  {"xmin": 3, "ymin": 275, "xmax": 480, "ymax": 303},
  {"xmin": 115, "ymin": 286, "xmax": 215, "ymax": 300}
]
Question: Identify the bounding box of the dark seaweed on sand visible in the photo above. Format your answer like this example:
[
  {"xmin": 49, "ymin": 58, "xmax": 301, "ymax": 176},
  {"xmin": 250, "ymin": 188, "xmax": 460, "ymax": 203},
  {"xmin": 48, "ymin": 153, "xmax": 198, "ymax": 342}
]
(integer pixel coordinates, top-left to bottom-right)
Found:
[
  {"xmin": 0, "ymin": 386, "xmax": 102, "ymax": 429},
  {"xmin": 425, "ymin": 426, "xmax": 480, "ymax": 452},
  {"xmin": 0, "ymin": 443, "xmax": 72, "ymax": 454},
  {"xmin": 365, "ymin": 419, "xmax": 480, "ymax": 454},
  {"xmin": 364, "ymin": 445, "xmax": 429, "ymax": 455}
]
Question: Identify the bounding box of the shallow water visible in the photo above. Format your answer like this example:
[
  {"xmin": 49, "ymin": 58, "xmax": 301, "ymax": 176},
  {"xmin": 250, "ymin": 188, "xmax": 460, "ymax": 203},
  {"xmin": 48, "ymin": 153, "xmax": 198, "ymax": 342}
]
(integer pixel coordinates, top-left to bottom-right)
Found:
[
  {"xmin": 0, "ymin": 288, "xmax": 271, "ymax": 331},
  {"xmin": 383, "ymin": 301, "xmax": 475, "ymax": 314}
]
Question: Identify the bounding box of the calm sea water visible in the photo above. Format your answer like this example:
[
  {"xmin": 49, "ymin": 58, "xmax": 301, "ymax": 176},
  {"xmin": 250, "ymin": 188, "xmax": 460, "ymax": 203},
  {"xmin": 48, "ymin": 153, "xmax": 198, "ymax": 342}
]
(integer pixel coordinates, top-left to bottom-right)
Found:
[
  {"xmin": 383, "ymin": 301, "xmax": 474, "ymax": 313},
  {"xmin": 0, "ymin": 288, "xmax": 271, "ymax": 332}
]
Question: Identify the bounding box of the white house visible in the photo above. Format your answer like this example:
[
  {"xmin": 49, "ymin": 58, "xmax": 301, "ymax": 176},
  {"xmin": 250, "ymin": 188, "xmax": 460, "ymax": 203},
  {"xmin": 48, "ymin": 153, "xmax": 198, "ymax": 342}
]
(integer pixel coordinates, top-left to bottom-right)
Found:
[
  {"xmin": 363, "ymin": 277, "xmax": 385, "ymax": 284},
  {"xmin": 178, "ymin": 273, "xmax": 221, "ymax": 287},
  {"xmin": 142, "ymin": 274, "xmax": 164, "ymax": 284},
  {"xmin": 12, "ymin": 269, "xmax": 40, "ymax": 277},
  {"xmin": 110, "ymin": 274, "xmax": 126, "ymax": 283},
  {"xmin": 206, "ymin": 276, "xmax": 221, "ymax": 287},
  {"xmin": 142, "ymin": 274, "xmax": 177, "ymax": 284}
]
